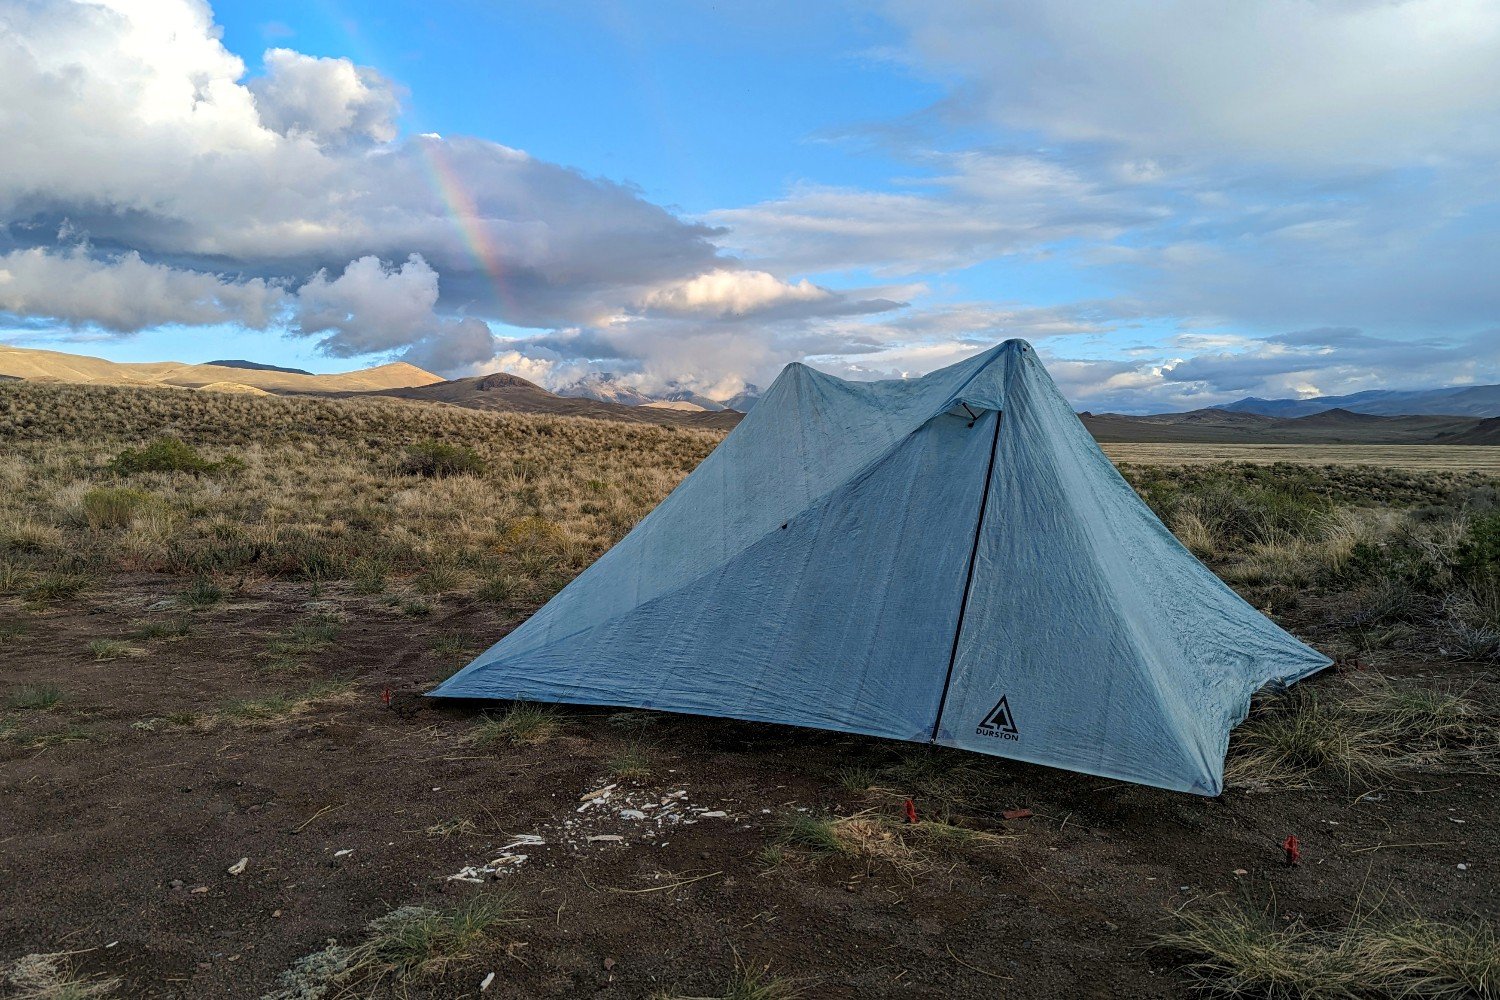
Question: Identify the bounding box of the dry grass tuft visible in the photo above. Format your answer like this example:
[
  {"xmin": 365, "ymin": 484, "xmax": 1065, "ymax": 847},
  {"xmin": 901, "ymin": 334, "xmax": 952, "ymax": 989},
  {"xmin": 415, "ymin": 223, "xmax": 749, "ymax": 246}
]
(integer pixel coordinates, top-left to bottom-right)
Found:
[
  {"xmin": 4, "ymin": 952, "xmax": 121, "ymax": 999},
  {"xmin": 775, "ymin": 811, "xmax": 924, "ymax": 869},
  {"xmin": 653, "ymin": 959, "xmax": 806, "ymax": 1000},
  {"xmin": 1159, "ymin": 899, "xmax": 1498, "ymax": 999},
  {"xmin": 222, "ymin": 679, "xmax": 353, "ymax": 724},
  {"xmin": 471, "ymin": 703, "xmax": 561, "ymax": 747},
  {"xmin": 87, "ymin": 639, "xmax": 143, "ymax": 661},
  {"xmin": 608, "ymin": 744, "xmax": 654, "ymax": 780},
  {"xmin": 7, "ymin": 684, "xmax": 63, "ymax": 711},
  {"xmin": 1228, "ymin": 675, "xmax": 1496, "ymax": 788},
  {"xmin": 264, "ymin": 896, "xmax": 522, "ymax": 999}
]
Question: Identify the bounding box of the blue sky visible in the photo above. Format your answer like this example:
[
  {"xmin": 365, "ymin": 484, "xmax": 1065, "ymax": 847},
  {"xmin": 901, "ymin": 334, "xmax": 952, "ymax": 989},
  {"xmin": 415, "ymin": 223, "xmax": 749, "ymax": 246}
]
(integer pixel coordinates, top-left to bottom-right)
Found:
[{"xmin": 1, "ymin": 0, "xmax": 1497, "ymax": 410}]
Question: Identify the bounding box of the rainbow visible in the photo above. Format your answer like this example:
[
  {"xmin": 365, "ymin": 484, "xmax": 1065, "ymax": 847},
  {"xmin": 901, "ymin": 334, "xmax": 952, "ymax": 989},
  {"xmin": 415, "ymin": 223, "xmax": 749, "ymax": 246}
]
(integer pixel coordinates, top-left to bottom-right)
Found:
[{"xmin": 417, "ymin": 138, "xmax": 513, "ymax": 311}]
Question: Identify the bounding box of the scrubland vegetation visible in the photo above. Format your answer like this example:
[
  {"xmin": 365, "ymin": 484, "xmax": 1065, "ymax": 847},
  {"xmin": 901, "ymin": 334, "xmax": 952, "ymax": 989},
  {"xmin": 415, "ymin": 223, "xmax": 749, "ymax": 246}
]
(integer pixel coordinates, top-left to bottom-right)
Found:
[
  {"xmin": 0, "ymin": 382, "xmax": 717, "ymax": 611},
  {"xmin": 2, "ymin": 380, "xmax": 1495, "ymax": 998},
  {"xmin": 1125, "ymin": 462, "xmax": 1500, "ymax": 666}
]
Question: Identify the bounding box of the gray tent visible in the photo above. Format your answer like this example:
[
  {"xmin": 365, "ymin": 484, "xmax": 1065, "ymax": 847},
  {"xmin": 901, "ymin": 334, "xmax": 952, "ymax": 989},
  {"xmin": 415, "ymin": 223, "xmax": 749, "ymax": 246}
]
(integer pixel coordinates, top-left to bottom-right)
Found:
[{"xmin": 432, "ymin": 340, "xmax": 1329, "ymax": 794}]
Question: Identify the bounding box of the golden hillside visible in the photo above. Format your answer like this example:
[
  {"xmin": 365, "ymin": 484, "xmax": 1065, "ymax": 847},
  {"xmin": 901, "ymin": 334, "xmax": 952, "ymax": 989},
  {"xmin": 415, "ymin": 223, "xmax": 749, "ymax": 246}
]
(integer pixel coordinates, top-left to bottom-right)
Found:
[{"xmin": 0, "ymin": 343, "xmax": 440, "ymax": 394}]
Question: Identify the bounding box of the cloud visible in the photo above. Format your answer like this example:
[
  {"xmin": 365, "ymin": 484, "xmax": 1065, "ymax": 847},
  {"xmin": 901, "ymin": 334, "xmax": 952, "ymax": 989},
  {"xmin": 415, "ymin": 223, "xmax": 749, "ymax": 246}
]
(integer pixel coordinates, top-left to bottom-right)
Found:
[
  {"xmin": 0, "ymin": 247, "xmax": 284, "ymax": 332},
  {"xmin": 1028, "ymin": 327, "xmax": 1500, "ymax": 414},
  {"xmin": 295, "ymin": 254, "xmax": 444, "ymax": 355},
  {"xmin": 637, "ymin": 268, "xmax": 902, "ymax": 322},
  {"xmin": 2, "ymin": 0, "xmax": 1494, "ymax": 407},
  {"xmin": 249, "ymin": 48, "xmax": 401, "ymax": 145},
  {"xmin": 712, "ymin": 151, "xmax": 1159, "ymax": 276},
  {"xmin": 0, "ymin": 0, "xmax": 725, "ymax": 352},
  {"xmin": 888, "ymin": 0, "xmax": 1500, "ymax": 166},
  {"xmin": 640, "ymin": 269, "xmax": 833, "ymax": 317},
  {"xmin": 1160, "ymin": 328, "xmax": 1494, "ymax": 396}
]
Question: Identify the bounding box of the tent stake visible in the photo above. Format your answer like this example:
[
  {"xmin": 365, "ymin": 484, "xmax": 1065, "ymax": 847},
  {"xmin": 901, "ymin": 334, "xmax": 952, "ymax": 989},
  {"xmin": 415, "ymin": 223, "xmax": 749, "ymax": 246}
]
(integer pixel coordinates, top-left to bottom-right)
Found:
[{"xmin": 930, "ymin": 409, "xmax": 1003, "ymax": 743}]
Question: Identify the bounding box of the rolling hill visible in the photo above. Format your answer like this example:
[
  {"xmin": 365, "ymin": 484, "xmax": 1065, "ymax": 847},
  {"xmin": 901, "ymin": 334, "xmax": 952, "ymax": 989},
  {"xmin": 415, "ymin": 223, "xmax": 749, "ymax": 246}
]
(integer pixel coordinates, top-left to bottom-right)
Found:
[
  {"xmin": 0, "ymin": 344, "xmax": 440, "ymax": 394},
  {"xmin": 369, "ymin": 372, "xmax": 743, "ymax": 430}
]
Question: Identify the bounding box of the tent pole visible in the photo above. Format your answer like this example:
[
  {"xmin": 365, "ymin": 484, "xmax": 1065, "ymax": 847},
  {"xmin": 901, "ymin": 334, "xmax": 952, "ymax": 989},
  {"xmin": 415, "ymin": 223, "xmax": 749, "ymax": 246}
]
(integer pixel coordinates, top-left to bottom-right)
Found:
[{"xmin": 929, "ymin": 408, "xmax": 1003, "ymax": 743}]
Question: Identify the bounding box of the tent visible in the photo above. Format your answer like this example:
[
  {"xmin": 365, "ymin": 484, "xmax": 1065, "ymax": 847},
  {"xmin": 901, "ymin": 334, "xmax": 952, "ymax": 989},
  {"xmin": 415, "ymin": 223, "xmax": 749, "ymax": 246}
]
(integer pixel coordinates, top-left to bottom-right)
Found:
[{"xmin": 431, "ymin": 340, "xmax": 1329, "ymax": 795}]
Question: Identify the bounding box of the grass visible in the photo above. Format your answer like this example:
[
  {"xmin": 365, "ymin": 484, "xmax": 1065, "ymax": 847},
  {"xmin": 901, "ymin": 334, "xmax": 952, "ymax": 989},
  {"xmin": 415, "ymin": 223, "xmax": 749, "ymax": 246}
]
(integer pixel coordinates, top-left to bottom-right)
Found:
[
  {"xmin": 78, "ymin": 487, "xmax": 158, "ymax": 530},
  {"xmin": 424, "ymin": 817, "xmax": 479, "ymax": 839},
  {"xmin": 178, "ymin": 577, "xmax": 223, "ymax": 608},
  {"xmin": 429, "ymin": 630, "xmax": 478, "ymax": 657},
  {"xmin": 222, "ymin": 679, "xmax": 352, "ymax": 722},
  {"xmin": 606, "ymin": 710, "xmax": 661, "ymax": 734},
  {"xmin": 87, "ymin": 638, "xmax": 141, "ymax": 661},
  {"xmin": 25, "ymin": 725, "xmax": 96, "ymax": 749},
  {"xmin": 774, "ymin": 811, "xmax": 923, "ymax": 869},
  {"xmin": 1159, "ymin": 899, "xmax": 1498, "ymax": 999},
  {"xmin": 3, "ymin": 951, "xmax": 121, "ymax": 998},
  {"xmin": 1227, "ymin": 675, "xmax": 1496, "ymax": 788},
  {"xmin": 608, "ymin": 744, "xmax": 654, "ymax": 780},
  {"xmin": 776, "ymin": 813, "xmax": 847, "ymax": 856},
  {"xmin": 267, "ymin": 897, "xmax": 521, "ymax": 997},
  {"xmin": 654, "ymin": 960, "xmax": 806, "ymax": 1000},
  {"xmin": 7, "ymin": 684, "xmax": 63, "ymax": 711},
  {"xmin": 25, "ymin": 573, "xmax": 89, "ymax": 603},
  {"xmin": 0, "ymin": 381, "xmax": 716, "ymax": 605},
  {"xmin": 264, "ymin": 616, "xmax": 341, "ymax": 659},
  {"xmin": 471, "ymin": 703, "xmax": 561, "ymax": 746},
  {"xmin": 128, "ymin": 619, "xmax": 193, "ymax": 641}
]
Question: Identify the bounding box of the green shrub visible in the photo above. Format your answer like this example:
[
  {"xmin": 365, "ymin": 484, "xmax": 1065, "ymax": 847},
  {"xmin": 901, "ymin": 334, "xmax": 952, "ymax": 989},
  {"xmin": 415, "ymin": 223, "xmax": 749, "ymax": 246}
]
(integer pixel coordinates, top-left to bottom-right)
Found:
[
  {"xmin": 398, "ymin": 440, "xmax": 485, "ymax": 478},
  {"xmin": 109, "ymin": 437, "xmax": 242, "ymax": 475},
  {"xmin": 1456, "ymin": 512, "xmax": 1500, "ymax": 589}
]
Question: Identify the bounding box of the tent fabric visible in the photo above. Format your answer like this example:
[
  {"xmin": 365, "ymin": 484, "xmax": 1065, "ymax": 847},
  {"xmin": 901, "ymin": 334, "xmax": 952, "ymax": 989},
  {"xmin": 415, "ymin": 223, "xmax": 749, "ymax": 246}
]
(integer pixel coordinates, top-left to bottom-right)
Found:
[{"xmin": 430, "ymin": 340, "xmax": 1330, "ymax": 795}]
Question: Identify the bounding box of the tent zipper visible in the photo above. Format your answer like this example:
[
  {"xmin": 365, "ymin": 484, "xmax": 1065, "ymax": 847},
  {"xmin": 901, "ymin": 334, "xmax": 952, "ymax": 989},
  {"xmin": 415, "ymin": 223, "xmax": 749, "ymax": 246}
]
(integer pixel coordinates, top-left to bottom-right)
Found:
[{"xmin": 929, "ymin": 408, "xmax": 1003, "ymax": 743}]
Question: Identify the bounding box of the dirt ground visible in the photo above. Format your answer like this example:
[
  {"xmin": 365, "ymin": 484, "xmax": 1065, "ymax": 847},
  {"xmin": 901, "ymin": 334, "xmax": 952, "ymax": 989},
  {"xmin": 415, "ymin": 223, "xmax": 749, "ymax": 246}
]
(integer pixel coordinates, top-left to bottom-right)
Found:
[{"xmin": 1, "ymin": 576, "xmax": 1496, "ymax": 999}]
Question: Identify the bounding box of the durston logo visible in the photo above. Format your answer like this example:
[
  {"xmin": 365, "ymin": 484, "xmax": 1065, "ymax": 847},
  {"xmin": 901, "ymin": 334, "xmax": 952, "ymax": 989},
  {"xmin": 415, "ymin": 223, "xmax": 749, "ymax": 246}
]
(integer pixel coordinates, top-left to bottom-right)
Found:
[{"xmin": 975, "ymin": 695, "xmax": 1019, "ymax": 741}]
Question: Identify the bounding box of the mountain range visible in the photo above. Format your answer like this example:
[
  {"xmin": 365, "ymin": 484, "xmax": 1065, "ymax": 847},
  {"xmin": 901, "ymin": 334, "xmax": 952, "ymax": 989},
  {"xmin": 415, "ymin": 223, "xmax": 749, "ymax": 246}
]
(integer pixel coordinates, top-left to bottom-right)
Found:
[
  {"xmin": 1, "ymin": 343, "xmax": 1496, "ymax": 443},
  {"xmin": 557, "ymin": 372, "xmax": 759, "ymax": 412},
  {"xmin": 1083, "ymin": 407, "xmax": 1500, "ymax": 445},
  {"xmin": 1223, "ymin": 383, "xmax": 1500, "ymax": 418}
]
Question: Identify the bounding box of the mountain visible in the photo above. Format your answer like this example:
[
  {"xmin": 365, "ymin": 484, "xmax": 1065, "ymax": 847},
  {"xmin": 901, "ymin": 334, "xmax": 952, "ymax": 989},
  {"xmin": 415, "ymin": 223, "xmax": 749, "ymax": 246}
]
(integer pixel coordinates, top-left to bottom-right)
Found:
[
  {"xmin": 722, "ymin": 384, "xmax": 762, "ymax": 412},
  {"xmin": 0, "ymin": 344, "xmax": 440, "ymax": 394},
  {"xmin": 371, "ymin": 372, "xmax": 743, "ymax": 430},
  {"xmin": 556, "ymin": 372, "xmax": 657, "ymax": 407},
  {"xmin": 657, "ymin": 386, "xmax": 726, "ymax": 411},
  {"xmin": 208, "ymin": 359, "xmax": 313, "ymax": 375},
  {"xmin": 1082, "ymin": 406, "xmax": 1493, "ymax": 444},
  {"xmin": 642, "ymin": 400, "xmax": 708, "ymax": 412},
  {"xmin": 558, "ymin": 372, "xmax": 760, "ymax": 412},
  {"xmin": 1439, "ymin": 416, "xmax": 1500, "ymax": 446},
  {"xmin": 1224, "ymin": 384, "xmax": 1500, "ymax": 418}
]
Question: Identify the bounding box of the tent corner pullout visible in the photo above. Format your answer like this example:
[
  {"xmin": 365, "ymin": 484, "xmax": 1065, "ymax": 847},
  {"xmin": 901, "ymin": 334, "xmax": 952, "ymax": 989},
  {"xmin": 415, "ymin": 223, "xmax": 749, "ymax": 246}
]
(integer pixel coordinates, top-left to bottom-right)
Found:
[{"xmin": 429, "ymin": 339, "xmax": 1330, "ymax": 795}]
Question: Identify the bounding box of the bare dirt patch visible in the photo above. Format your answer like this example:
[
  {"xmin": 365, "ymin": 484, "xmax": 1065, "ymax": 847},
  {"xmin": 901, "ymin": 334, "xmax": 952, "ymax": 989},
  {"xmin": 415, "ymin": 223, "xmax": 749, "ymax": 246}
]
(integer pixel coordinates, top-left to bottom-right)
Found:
[{"xmin": 1, "ymin": 576, "xmax": 1495, "ymax": 999}]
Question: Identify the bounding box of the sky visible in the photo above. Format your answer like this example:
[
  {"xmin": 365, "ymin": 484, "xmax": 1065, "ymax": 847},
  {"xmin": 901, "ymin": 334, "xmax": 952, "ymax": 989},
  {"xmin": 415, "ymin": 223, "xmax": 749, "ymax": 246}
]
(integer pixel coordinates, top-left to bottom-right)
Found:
[{"xmin": 1, "ymin": 0, "xmax": 1497, "ymax": 411}]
